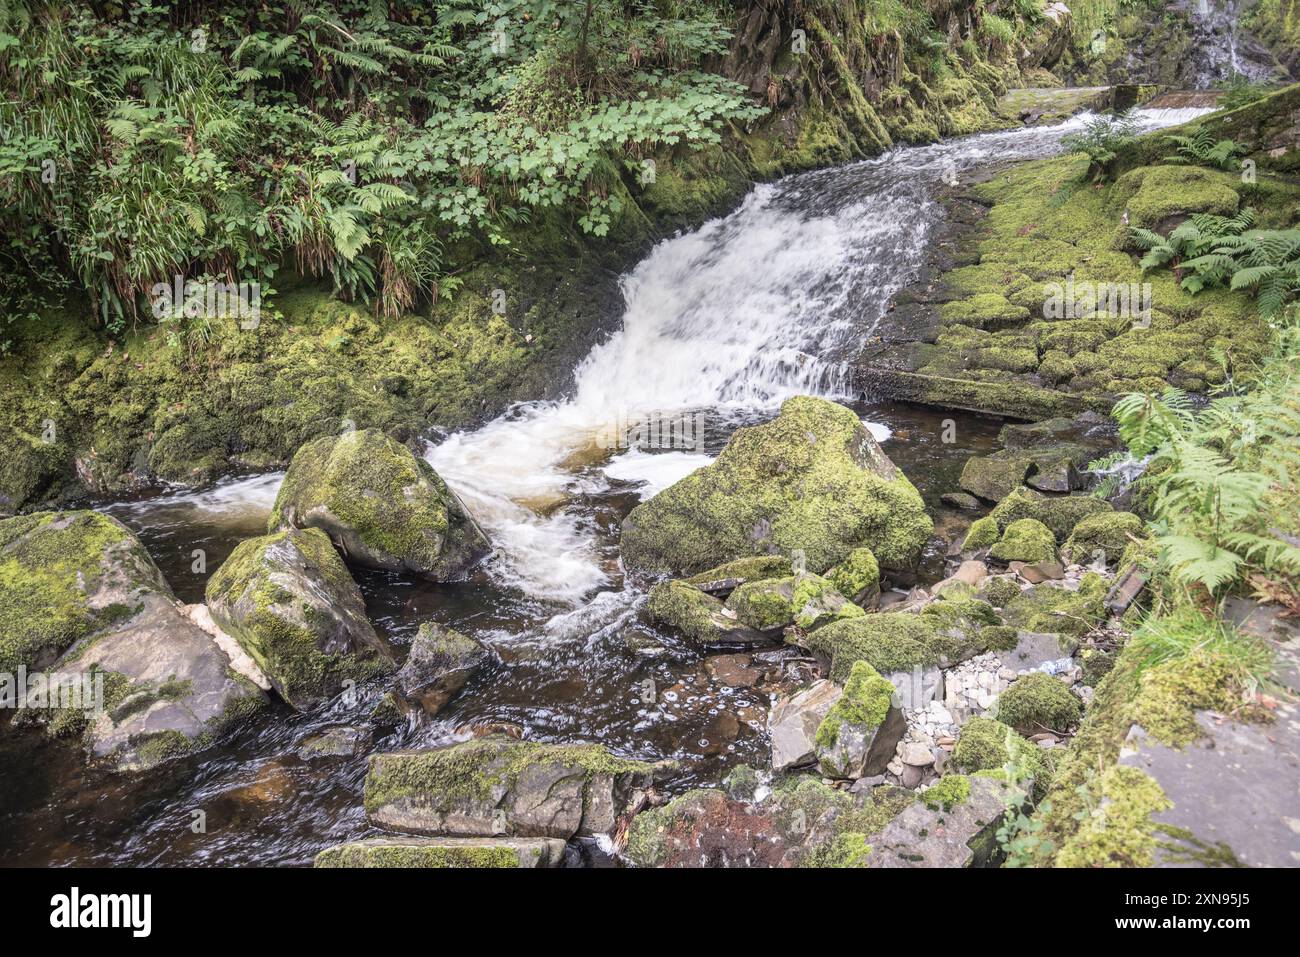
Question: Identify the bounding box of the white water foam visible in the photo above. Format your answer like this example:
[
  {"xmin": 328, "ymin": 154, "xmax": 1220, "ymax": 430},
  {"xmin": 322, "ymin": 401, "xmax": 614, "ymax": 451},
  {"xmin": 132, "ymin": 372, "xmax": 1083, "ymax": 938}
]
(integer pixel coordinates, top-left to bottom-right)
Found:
[{"xmin": 427, "ymin": 107, "xmax": 1213, "ymax": 604}]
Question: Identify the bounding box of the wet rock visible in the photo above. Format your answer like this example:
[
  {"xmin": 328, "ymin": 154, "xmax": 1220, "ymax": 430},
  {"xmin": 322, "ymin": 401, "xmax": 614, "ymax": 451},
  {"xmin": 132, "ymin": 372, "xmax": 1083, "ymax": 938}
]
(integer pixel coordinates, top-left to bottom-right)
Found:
[
  {"xmin": 768, "ymin": 679, "xmax": 840, "ymax": 772},
  {"xmin": 940, "ymin": 492, "xmax": 982, "ymax": 511},
  {"xmin": 364, "ymin": 737, "xmax": 657, "ymax": 839},
  {"xmin": 725, "ymin": 576, "xmax": 797, "ymax": 633},
  {"xmin": 705, "ymin": 653, "xmax": 764, "ymax": 689},
  {"xmin": 989, "ymin": 486, "xmax": 1113, "ymax": 542},
  {"xmin": 1064, "ymin": 510, "xmax": 1144, "ymax": 565},
  {"xmin": 620, "ymin": 396, "xmax": 933, "ymax": 577},
  {"xmin": 206, "ymin": 527, "xmax": 394, "ymax": 710},
  {"xmin": 863, "ymin": 775, "xmax": 1011, "ymax": 867},
  {"xmin": 396, "ymin": 621, "xmax": 490, "ymax": 716},
  {"xmin": 0, "ymin": 510, "xmax": 267, "ymax": 771},
  {"xmin": 645, "ymin": 580, "xmax": 771, "ymax": 646},
  {"xmin": 314, "ymin": 835, "xmax": 567, "ymax": 868},
  {"xmin": 685, "ymin": 555, "xmax": 792, "ymax": 598},
  {"xmin": 298, "ymin": 725, "xmax": 371, "ymax": 758},
  {"xmin": 269, "ymin": 428, "xmax": 490, "ymax": 580},
  {"xmin": 825, "ymin": 547, "xmax": 882, "ymax": 608},
  {"xmin": 815, "ymin": 661, "xmax": 907, "ymax": 779},
  {"xmin": 990, "ymin": 518, "xmax": 1057, "ymax": 564}
]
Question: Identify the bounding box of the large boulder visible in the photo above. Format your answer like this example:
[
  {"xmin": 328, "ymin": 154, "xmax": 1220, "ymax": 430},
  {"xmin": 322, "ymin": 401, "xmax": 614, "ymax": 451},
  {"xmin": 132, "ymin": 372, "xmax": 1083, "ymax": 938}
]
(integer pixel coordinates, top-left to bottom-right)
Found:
[
  {"xmin": 814, "ymin": 661, "xmax": 907, "ymax": 778},
  {"xmin": 0, "ymin": 511, "xmax": 266, "ymax": 771},
  {"xmin": 314, "ymin": 835, "xmax": 566, "ymax": 868},
  {"xmin": 269, "ymin": 428, "xmax": 490, "ymax": 580},
  {"xmin": 364, "ymin": 737, "xmax": 658, "ymax": 839},
  {"xmin": 396, "ymin": 621, "xmax": 490, "ymax": 716},
  {"xmin": 796, "ymin": 612, "xmax": 975, "ymax": 681},
  {"xmin": 620, "ymin": 397, "xmax": 932, "ymax": 577},
  {"xmin": 206, "ymin": 527, "xmax": 394, "ymax": 709},
  {"xmin": 863, "ymin": 774, "xmax": 1012, "ymax": 868}
]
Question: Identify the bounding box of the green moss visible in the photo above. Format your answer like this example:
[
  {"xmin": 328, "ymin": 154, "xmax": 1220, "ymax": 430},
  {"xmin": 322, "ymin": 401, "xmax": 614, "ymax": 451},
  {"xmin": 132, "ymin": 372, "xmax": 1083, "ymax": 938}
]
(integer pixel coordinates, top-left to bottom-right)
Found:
[
  {"xmin": 980, "ymin": 624, "xmax": 1020, "ymax": 651},
  {"xmin": 953, "ymin": 715, "xmax": 1050, "ymax": 799},
  {"xmin": 0, "ymin": 510, "xmax": 156, "ymax": 673},
  {"xmin": 1055, "ymin": 765, "xmax": 1172, "ymax": 867},
  {"xmin": 1064, "ymin": 511, "xmax": 1144, "ymax": 563},
  {"xmin": 205, "ymin": 527, "xmax": 388, "ymax": 707},
  {"xmin": 646, "ymin": 580, "xmax": 730, "ymax": 643},
  {"xmin": 315, "ymin": 841, "xmax": 523, "ymax": 868},
  {"xmin": 797, "ymin": 612, "xmax": 963, "ymax": 679},
  {"xmin": 826, "ymin": 547, "xmax": 880, "ymax": 601},
  {"xmin": 977, "ymin": 575, "xmax": 1023, "ymax": 608},
  {"xmin": 1112, "ymin": 165, "xmax": 1240, "ymax": 230},
  {"xmin": 725, "ymin": 576, "xmax": 795, "ymax": 631},
  {"xmin": 962, "ymin": 516, "xmax": 1001, "ymax": 551},
  {"xmin": 269, "ymin": 428, "xmax": 485, "ymax": 578},
  {"xmin": 1080, "ymin": 648, "xmax": 1115, "ymax": 687},
  {"xmin": 990, "ymin": 518, "xmax": 1058, "ymax": 564},
  {"xmin": 790, "ymin": 573, "xmax": 858, "ymax": 630},
  {"xmin": 621, "ymin": 396, "xmax": 932, "ymax": 576},
  {"xmin": 1002, "ymin": 573, "xmax": 1108, "ymax": 640},
  {"xmin": 923, "ymin": 774, "xmax": 971, "ymax": 811},
  {"xmin": 940, "ymin": 293, "xmax": 1031, "ymax": 330},
  {"xmin": 990, "ymin": 487, "xmax": 1113, "ymax": 542},
  {"xmin": 685, "ymin": 555, "xmax": 792, "ymax": 586},
  {"xmin": 1129, "ymin": 649, "xmax": 1241, "ymax": 747},
  {"xmin": 996, "ymin": 672, "xmax": 1082, "ymax": 734},
  {"xmin": 815, "ymin": 660, "xmax": 894, "ymax": 750},
  {"xmin": 364, "ymin": 738, "xmax": 654, "ymax": 816}
]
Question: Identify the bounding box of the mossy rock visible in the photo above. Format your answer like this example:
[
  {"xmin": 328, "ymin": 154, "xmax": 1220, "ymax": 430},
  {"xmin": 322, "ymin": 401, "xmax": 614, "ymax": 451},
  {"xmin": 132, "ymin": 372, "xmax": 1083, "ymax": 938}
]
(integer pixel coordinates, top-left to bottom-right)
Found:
[
  {"xmin": 1002, "ymin": 573, "xmax": 1108, "ymax": 640},
  {"xmin": 620, "ymin": 396, "xmax": 932, "ymax": 577},
  {"xmin": 920, "ymin": 597, "xmax": 1003, "ymax": 647},
  {"xmin": 989, "ymin": 486, "xmax": 1113, "ymax": 542},
  {"xmin": 815, "ymin": 660, "xmax": 903, "ymax": 779},
  {"xmin": 825, "ymin": 547, "xmax": 880, "ymax": 606},
  {"xmin": 725, "ymin": 576, "xmax": 796, "ymax": 632},
  {"xmin": 989, "ymin": 518, "xmax": 1058, "ymax": 564},
  {"xmin": 1113, "ymin": 165, "xmax": 1240, "ymax": 231},
  {"xmin": 685, "ymin": 555, "xmax": 792, "ymax": 592},
  {"xmin": 0, "ymin": 510, "xmax": 162, "ymax": 673},
  {"xmin": 396, "ymin": 621, "xmax": 490, "ymax": 716},
  {"xmin": 269, "ymin": 428, "xmax": 490, "ymax": 581},
  {"xmin": 645, "ymin": 579, "xmax": 768, "ymax": 646},
  {"xmin": 996, "ymin": 672, "xmax": 1082, "ymax": 734},
  {"xmin": 1054, "ymin": 765, "xmax": 1171, "ymax": 867},
  {"xmin": 953, "ymin": 715, "xmax": 1050, "ymax": 799},
  {"xmin": 364, "ymin": 737, "xmax": 657, "ymax": 839},
  {"xmin": 206, "ymin": 527, "xmax": 394, "ymax": 709},
  {"xmin": 962, "ymin": 515, "xmax": 1001, "ymax": 551},
  {"xmin": 314, "ymin": 835, "xmax": 566, "ymax": 869},
  {"xmin": 976, "ymin": 574, "xmax": 1023, "ymax": 608},
  {"xmin": 795, "ymin": 611, "xmax": 970, "ymax": 680},
  {"xmin": 1064, "ymin": 510, "xmax": 1145, "ymax": 564}
]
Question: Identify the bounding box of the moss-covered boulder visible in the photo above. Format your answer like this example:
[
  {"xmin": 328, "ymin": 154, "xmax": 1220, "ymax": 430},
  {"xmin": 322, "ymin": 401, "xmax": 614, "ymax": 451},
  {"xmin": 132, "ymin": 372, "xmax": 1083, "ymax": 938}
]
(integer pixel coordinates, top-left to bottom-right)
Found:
[
  {"xmin": 0, "ymin": 510, "xmax": 267, "ymax": 770},
  {"xmin": 1114, "ymin": 165, "xmax": 1240, "ymax": 232},
  {"xmin": 620, "ymin": 396, "xmax": 932, "ymax": 576},
  {"xmin": 952, "ymin": 715, "xmax": 1050, "ymax": 798},
  {"xmin": 645, "ymin": 579, "xmax": 770, "ymax": 645},
  {"xmin": 206, "ymin": 527, "xmax": 394, "ymax": 709},
  {"xmin": 1064, "ymin": 510, "xmax": 1145, "ymax": 563},
  {"xmin": 996, "ymin": 672, "xmax": 1082, "ymax": 734},
  {"xmin": 961, "ymin": 515, "xmax": 1001, "ymax": 551},
  {"xmin": 269, "ymin": 428, "xmax": 489, "ymax": 580},
  {"xmin": 825, "ymin": 547, "xmax": 881, "ymax": 607},
  {"xmin": 364, "ymin": 737, "xmax": 657, "ymax": 839},
  {"xmin": 989, "ymin": 518, "xmax": 1058, "ymax": 564},
  {"xmin": 1002, "ymin": 573, "xmax": 1108, "ymax": 640},
  {"xmin": 725, "ymin": 576, "xmax": 796, "ymax": 632},
  {"xmin": 796, "ymin": 611, "xmax": 973, "ymax": 680},
  {"xmin": 920, "ymin": 596, "xmax": 1006, "ymax": 650},
  {"xmin": 314, "ymin": 835, "xmax": 566, "ymax": 868},
  {"xmin": 989, "ymin": 486, "xmax": 1113, "ymax": 541},
  {"xmin": 815, "ymin": 661, "xmax": 906, "ymax": 778},
  {"xmin": 395, "ymin": 621, "xmax": 490, "ymax": 716}
]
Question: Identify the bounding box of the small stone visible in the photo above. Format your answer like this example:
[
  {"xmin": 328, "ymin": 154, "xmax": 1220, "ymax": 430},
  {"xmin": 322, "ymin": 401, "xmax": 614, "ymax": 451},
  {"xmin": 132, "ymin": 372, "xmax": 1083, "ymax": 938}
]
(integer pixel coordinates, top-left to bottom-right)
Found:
[{"xmin": 900, "ymin": 742, "xmax": 934, "ymax": 767}]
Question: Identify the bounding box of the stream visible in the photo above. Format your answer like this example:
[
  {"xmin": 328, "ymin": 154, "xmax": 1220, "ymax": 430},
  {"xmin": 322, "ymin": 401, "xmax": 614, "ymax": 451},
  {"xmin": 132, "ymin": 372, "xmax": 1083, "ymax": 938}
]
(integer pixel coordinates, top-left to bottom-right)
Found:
[{"xmin": 0, "ymin": 106, "xmax": 1211, "ymax": 866}]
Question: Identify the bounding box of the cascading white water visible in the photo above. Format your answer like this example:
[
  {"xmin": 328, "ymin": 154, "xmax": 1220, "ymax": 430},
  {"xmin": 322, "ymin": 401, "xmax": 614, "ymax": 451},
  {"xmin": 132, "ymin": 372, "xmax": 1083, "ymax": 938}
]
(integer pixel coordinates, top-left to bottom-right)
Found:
[{"xmin": 427, "ymin": 108, "xmax": 1213, "ymax": 603}]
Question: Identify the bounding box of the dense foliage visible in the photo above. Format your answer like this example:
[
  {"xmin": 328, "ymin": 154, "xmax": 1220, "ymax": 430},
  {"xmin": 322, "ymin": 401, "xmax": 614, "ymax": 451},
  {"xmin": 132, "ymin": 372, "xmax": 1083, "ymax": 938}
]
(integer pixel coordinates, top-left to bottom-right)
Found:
[
  {"xmin": 1112, "ymin": 312, "xmax": 1300, "ymax": 597},
  {"xmin": 0, "ymin": 0, "xmax": 764, "ymax": 330}
]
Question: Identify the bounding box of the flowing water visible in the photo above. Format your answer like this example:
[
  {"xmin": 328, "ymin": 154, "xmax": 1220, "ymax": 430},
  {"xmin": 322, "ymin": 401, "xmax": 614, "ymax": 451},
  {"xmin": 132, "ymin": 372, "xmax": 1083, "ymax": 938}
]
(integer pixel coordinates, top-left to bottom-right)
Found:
[{"xmin": 0, "ymin": 107, "xmax": 1211, "ymax": 866}]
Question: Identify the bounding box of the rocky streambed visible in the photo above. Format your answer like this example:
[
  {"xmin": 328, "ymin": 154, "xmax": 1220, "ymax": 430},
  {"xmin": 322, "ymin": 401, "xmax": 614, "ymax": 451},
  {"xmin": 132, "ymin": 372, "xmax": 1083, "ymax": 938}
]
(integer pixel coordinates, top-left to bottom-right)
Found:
[{"xmin": 0, "ymin": 103, "xmax": 1280, "ymax": 868}]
